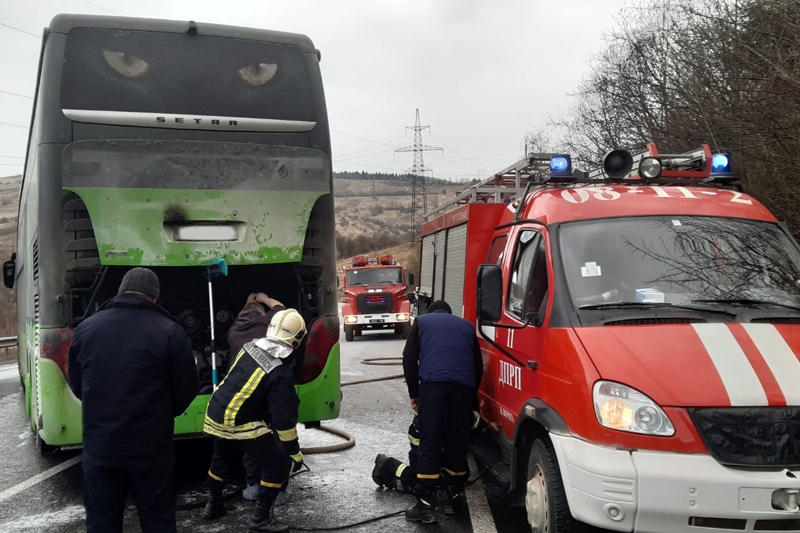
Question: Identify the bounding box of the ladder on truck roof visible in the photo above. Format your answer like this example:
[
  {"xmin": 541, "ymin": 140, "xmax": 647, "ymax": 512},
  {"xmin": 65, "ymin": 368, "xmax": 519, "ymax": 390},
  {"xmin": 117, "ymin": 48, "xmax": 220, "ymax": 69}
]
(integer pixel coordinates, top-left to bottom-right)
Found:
[
  {"xmin": 424, "ymin": 153, "xmax": 555, "ymax": 221},
  {"xmin": 424, "ymin": 143, "xmax": 737, "ymax": 221}
]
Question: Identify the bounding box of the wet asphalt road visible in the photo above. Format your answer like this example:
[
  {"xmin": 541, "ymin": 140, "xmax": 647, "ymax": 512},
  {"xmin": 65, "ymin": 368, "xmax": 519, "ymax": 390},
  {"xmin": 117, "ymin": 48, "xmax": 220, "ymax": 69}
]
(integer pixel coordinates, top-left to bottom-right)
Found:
[{"xmin": 0, "ymin": 329, "xmax": 529, "ymax": 533}]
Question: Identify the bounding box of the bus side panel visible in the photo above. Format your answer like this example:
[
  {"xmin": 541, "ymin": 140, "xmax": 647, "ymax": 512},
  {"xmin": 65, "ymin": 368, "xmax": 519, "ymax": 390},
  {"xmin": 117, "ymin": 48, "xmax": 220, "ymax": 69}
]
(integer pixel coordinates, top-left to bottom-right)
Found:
[
  {"xmin": 38, "ymin": 358, "xmax": 82, "ymax": 445},
  {"xmin": 297, "ymin": 342, "xmax": 340, "ymax": 422}
]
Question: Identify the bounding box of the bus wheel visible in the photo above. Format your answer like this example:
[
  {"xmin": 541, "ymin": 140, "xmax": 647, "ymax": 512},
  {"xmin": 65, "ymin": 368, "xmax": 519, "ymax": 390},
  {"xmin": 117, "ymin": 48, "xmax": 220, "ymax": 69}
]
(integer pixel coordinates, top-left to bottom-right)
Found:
[
  {"xmin": 344, "ymin": 326, "xmax": 354, "ymax": 342},
  {"xmin": 526, "ymin": 438, "xmax": 577, "ymax": 533}
]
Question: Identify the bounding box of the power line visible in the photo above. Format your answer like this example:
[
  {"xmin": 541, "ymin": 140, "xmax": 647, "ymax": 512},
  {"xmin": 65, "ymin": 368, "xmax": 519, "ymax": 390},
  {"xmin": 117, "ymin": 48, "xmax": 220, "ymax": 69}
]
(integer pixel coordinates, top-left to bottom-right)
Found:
[
  {"xmin": 329, "ymin": 100, "xmax": 408, "ymax": 128},
  {"xmin": 0, "ymin": 121, "xmax": 28, "ymax": 129},
  {"xmin": 0, "ymin": 89, "xmax": 32, "ymax": 100},
  {"xmin": 0, "ymin": 60, "xmax": 34, "ymax": 71},
  {"xmin": 336, "ymin": 134, "xmax": 408, "ymax": 159},
  {"xmin": 0, "ymin": 22, "xmax": 40, "ymax": 38},
  {"xmin": 331, "ymin": 129, "xmax": 404, "ymax": 149},
  {"xmin": 81, "ymin": 0, "xmax": 120, "ymax": 14},
  {"xmin": 0, "ymin": 156, "xmax": 24, "ymax": 159}
]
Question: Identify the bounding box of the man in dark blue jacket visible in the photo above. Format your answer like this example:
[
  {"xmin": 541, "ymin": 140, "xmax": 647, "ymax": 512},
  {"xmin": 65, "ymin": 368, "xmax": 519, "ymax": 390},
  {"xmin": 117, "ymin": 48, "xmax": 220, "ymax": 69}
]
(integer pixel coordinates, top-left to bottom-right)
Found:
[
  {"xmin": 402, "ymin": 300, "xmax": 482, "ymax": 524},
  {"xmin": 68, "ymin": 267, "xmax": 198, "ymax": 533}
]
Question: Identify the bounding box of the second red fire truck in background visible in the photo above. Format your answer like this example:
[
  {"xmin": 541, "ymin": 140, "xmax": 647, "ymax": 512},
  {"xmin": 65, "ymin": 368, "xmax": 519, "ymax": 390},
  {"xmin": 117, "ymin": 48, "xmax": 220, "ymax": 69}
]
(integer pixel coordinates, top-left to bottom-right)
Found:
[
  {"xmin": 420, "ymin": 145, "xmax": 800, "ymax": 533},
  {"xmin": 341, "ymin": 255, "xmax": 413, "ymax": 342}
]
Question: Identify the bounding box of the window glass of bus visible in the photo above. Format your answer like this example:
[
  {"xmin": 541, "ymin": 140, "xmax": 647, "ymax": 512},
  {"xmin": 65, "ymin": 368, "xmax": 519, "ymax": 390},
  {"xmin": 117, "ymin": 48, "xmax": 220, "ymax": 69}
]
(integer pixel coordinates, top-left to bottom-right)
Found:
[
  {"xmin": 487, "ymin": 234, "xmax": 509, "ymax": 265},
  {"xmin": 507, "ymin": 230, "xmax": 540, "ymax": 319},
  {"xmin": 347, "ymin": 268, "xmax": 403, "ymax": 287},
  {"xmin": 61, "ymin": 29, "xmax": 316, "ymax": 122},
  {"xmin": 559, "ymin": 216, "xmax": 800, "ymax": 308}
]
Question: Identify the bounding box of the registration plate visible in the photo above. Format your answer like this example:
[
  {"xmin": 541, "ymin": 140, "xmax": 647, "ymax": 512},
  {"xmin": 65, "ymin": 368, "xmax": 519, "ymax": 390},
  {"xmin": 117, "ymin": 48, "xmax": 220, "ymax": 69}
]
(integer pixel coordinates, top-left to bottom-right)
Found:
[{"xmin": 369, "ymin": 319, "xmax": 385, "ymax": 323}]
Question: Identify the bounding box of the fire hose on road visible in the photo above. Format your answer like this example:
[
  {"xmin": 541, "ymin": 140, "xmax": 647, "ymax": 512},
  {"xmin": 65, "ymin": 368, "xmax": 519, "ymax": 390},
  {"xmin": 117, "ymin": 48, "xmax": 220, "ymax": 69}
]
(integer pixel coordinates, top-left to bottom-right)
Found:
[{"xmin": 299, "ymin": 356, "xmax": 405, "ymax": 454}]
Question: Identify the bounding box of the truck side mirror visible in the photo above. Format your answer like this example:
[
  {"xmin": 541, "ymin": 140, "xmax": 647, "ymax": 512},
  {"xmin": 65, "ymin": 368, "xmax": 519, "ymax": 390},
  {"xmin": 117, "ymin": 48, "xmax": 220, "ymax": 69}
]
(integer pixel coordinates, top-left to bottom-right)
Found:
[
  {"xmin": 3, "ymin": 252, "xmax": 16, "ymax": 289},
  {"xmin": 476, "ymin": 264, "xmax": 502, "ymax": 323},
  {"xmin": 408, "ymin": 272, "xmax": 415, "ymax": 286}
]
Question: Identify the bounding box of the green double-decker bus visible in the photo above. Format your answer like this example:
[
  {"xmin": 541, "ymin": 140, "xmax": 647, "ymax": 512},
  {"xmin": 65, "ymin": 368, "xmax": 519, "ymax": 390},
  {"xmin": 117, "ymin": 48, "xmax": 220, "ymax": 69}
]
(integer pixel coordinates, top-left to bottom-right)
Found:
[{"xmin": 6, "ymin": 15, "xmax": 340, "ymax": 452}]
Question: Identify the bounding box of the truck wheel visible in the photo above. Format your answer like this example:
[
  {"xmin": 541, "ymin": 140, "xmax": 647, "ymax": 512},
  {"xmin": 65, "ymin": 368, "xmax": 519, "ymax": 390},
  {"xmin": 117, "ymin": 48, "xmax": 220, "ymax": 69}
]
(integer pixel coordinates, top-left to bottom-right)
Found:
[
  {"xmin": 344, "ymin": 326, "xmax": 354, "ymax": 342},
  {"xmin": 526, "ymin": 438, "xmax": 579, "ymax": 533},
  {"xmin": 354, "ymin": 329, "xmax": 362, "ymax": 337}
]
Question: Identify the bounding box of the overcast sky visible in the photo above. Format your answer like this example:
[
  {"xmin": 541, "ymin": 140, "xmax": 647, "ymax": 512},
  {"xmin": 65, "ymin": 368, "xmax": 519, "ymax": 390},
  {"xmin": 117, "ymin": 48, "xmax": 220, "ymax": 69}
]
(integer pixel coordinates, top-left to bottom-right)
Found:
[{"xmin": 0, "ymin": 0, "xmax": 628, "ymax": 181}]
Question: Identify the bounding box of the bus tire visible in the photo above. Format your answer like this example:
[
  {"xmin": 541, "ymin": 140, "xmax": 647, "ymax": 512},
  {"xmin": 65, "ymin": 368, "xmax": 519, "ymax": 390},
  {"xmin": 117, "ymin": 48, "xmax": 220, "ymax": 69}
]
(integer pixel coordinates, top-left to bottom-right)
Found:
[
  {"xmin": 525, "ymin": 438, "xmax": 580, "ymax": 533},
  {"xmin": 344, "ymin": 326, "xmax": 354, "ymax": 342}
]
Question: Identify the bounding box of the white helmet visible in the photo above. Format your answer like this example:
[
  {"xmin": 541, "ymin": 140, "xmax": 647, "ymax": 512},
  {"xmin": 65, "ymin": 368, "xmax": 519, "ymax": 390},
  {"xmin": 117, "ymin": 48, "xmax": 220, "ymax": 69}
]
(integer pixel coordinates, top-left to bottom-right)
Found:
[{"xmin": 255, "ymin": 309, "xmax": 307, "ymax": 358}]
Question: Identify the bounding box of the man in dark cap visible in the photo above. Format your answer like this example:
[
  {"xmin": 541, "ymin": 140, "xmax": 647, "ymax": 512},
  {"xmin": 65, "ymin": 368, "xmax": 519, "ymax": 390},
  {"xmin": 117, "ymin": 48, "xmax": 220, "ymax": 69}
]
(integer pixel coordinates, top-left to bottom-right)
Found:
[
  {"xmin": 69, "ymin": 267, "xmax": 198, "ymax": 533},
  {"xmin": 402, "ymin": 300, "xmax": 483, "ymax": 524}
]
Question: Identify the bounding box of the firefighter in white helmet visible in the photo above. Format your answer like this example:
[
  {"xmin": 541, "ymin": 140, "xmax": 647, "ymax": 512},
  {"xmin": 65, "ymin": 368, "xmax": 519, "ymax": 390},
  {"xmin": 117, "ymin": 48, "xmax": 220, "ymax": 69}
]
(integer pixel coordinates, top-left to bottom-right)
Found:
[{"xmin": 202, "ymin": 309, "xmax": 307, "ymax": 533}]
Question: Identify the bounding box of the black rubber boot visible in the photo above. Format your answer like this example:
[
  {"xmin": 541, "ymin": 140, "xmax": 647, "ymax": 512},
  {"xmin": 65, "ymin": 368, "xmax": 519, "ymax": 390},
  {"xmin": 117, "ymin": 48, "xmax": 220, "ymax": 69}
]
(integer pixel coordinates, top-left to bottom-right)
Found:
[
  {"xmin": 247, "ymin": 502, "xmax": 289, "ymax": 533},
  {"xmin": 405, "ymin": 500, "xmax": 437, "ymax": 524},
  {"xmin": 202, "ymin": 493, "xmax": 227, "ymax": 520},
  {"xmin": 442, "ymin": 486, "xmax": 467, "ymax": 515},
  {"xmin": 372, "ymin": 454, "xmax": 388, "ymax": 487}
]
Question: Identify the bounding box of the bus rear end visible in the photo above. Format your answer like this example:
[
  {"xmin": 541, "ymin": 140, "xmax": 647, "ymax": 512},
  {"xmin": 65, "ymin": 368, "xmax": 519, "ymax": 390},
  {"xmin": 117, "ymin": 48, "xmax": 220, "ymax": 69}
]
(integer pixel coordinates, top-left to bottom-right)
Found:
[{"xmin": 15, "ymin": 15, "xmax": 339, "ymax": 450}]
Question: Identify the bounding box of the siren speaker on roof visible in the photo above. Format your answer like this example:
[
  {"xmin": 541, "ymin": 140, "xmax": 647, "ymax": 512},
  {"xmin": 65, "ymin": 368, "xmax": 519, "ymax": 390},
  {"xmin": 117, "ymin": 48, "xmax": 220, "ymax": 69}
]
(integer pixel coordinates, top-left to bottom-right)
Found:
[{"xmin": 603, "ymin": 150, "xmax": 634, "ymax": 179}]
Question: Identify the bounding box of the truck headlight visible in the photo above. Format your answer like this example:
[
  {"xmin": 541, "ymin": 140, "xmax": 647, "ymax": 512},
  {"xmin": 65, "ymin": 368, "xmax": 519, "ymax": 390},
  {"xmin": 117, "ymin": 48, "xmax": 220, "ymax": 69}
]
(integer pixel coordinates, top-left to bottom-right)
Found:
[
  {"xmin": 593, "ymin": 381, "xmax": 674, "ymax": 436},
  {"xmin": 397, "ymin": 313, "xmax": 409, "ymax": 321},
  {"xmin": 345, "ymin": 315, "xmax": 358, "ymax": 324}
]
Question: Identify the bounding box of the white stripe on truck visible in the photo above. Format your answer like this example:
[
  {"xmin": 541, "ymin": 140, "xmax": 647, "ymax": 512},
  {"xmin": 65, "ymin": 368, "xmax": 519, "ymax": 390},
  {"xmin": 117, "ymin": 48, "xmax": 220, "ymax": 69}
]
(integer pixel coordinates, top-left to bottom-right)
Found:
[
  {"xmin": 692, "ymin": 324, "xmax": 768, "ymax": 406},
  {"xmin": 743, "ymin": 323, "xmax": 800, "ymax": 405}
]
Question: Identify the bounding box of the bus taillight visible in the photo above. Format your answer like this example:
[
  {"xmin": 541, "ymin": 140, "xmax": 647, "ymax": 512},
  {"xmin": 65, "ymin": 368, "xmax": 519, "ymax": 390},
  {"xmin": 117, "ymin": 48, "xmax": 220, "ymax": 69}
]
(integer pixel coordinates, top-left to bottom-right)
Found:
[
  {"xmin": 300, "ymin": 316, "xmax": 339, "ymax": 384},
  {"xmin": 40, "ymin": 328, "xmax": 74, "ymax": 378}
]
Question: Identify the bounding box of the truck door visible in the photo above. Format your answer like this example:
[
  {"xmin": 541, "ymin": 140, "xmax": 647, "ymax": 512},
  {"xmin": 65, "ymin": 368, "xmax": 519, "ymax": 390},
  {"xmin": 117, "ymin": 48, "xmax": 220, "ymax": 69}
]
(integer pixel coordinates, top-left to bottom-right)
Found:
[{"xmin": 490, "ymin": 227, "xmax": 550, "ymax": 438}]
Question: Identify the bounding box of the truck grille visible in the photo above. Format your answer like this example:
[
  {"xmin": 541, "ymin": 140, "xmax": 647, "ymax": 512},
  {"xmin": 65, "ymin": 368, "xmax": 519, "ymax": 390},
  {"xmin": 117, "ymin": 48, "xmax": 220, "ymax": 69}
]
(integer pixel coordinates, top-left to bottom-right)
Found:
[
  {"xmin": 357, "ymin": 292, "xmax": 394, "ymax": 314},
  {"xmin": 691, "ymin": 407, "xmax": 800, "ymax": 467}
]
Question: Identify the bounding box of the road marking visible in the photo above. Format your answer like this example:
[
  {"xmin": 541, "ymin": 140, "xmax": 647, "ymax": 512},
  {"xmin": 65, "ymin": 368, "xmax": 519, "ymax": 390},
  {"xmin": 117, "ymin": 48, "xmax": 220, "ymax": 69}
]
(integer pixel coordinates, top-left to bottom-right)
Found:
[
  {"xmin": 0, "ymin": 363, "xmax": 18, "ymax": 381},
  {"xmin": 0, "ymin": 455, "xmax": 82, "ymax": 505},
  {"xmin": 466, "ymin": 454, "xmax": 498, "ymax": 533}
]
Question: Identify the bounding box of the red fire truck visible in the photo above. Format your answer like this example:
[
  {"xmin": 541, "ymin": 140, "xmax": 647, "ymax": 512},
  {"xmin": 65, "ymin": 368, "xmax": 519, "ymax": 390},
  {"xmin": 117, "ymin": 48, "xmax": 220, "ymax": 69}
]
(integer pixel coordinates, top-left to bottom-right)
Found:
[
  {"xmin": 420, "ymin": 146, "xmax": 800, "ymax": 532},
  {"xmin": 341, "ymin": 255, "xmax": 412, "ymax": 342}
]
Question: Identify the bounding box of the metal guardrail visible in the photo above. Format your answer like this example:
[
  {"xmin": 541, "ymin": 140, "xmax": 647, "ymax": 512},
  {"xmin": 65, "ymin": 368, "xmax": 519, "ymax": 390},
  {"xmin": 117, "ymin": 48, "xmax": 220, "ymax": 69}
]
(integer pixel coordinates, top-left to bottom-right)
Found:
[{"xmin": 0, "ymin": 336, "xmax": 17, "ymax": 360}]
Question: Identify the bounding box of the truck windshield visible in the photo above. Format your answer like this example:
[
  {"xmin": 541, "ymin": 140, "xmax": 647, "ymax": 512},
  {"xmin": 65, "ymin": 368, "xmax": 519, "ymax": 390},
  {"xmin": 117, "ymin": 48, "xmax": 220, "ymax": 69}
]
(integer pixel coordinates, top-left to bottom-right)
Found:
[
  {"xmin": 347, "ymin": 268, "xmax": 403, "ymax": 286},
  {"xmin": 559, "ymin": 216, "xmax": 800, "ymax": 309}
]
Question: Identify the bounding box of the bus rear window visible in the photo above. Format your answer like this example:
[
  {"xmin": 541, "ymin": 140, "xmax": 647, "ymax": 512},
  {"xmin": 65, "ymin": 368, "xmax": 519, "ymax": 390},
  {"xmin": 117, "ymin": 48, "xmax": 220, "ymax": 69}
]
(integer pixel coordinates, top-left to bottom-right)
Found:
[{"xmin": 61, "ymin": 28, "xmax": 316, "ymax": 122}]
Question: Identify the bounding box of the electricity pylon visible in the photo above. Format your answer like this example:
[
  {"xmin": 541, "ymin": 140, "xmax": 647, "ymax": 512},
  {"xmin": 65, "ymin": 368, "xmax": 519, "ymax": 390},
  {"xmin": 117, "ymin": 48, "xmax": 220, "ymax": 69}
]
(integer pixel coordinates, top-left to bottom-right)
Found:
[{"xmin": 395, "ymin": 109, "xmax": 442, "ymax": 242}]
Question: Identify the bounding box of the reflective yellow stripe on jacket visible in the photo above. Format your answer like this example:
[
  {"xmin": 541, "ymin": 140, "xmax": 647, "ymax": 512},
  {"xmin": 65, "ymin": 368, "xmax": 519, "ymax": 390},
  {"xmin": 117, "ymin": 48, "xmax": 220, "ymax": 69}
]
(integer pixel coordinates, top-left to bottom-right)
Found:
[
  {"xmin": 224, "ymin": 368, "xmax": 266, "ymax": 426},
  {"xmin": 277, "ymin": 426, "xmax": 299, "ymax": 442},
  {"xmin": 203, "ymin": 416, "xmax": 270, "ymax": 440}
]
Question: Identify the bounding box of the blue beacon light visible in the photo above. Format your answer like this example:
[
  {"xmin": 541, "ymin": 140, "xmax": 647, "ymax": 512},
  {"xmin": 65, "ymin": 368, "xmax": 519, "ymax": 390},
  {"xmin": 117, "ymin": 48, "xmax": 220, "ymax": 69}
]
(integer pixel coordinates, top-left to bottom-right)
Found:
[
  {"xmin": 550, "ymin": 155, "xmax": 572, "ymax": 177},
  {"xmin": 711, "ymin": 153, "xmax": 732, "ymax": 175}
]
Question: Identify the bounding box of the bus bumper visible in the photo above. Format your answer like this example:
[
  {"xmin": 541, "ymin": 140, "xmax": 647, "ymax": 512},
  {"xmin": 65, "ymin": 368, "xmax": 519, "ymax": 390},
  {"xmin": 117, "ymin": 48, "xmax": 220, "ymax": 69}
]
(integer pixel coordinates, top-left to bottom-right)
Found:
[
  {"xmin": 39, "ymin": 342, "xmax": 341, "ymax": 447},
  {"xmin": 550, "ymin": 434, "xmax": 800, "ymax": 532}
]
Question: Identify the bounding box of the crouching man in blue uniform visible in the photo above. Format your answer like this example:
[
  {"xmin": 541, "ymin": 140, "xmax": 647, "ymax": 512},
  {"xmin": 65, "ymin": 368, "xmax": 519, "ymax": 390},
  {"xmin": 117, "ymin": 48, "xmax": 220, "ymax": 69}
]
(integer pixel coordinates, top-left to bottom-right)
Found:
[
  {"xmin": 402, "ymin": 300, "xmax": 483, "ymax": 524},
  {"xmin": 202, "ymin": 309, "xmax": 307, "ymax": 533}
]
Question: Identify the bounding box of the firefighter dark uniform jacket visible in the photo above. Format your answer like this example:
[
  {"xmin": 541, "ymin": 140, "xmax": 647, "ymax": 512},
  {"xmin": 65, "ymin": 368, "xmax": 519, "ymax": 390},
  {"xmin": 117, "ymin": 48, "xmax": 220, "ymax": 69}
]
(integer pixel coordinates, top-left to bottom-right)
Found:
[
  {"xmin": 402, "ymin": 310, "xmax": 483, "ymax": 399},
  {"xmin": 68, "ymin": 294, "xmax": 198, "ymax": 462},
  {"xmin": 204, "ymin": 341, "xmax": 300, "ymax": 457}
]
